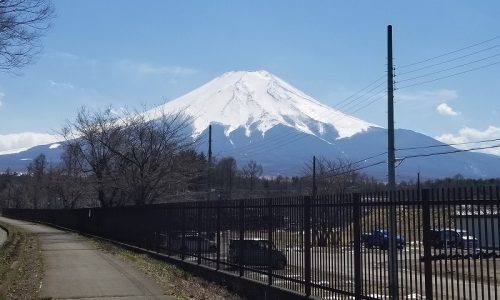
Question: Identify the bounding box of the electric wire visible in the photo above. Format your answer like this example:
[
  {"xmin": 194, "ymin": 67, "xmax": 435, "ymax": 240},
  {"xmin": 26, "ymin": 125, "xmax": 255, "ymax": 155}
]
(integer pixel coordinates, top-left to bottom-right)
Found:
[
  {"xmin": 332, "ymin": 74, "xmax": 385, "ymax": 108},
  {"xmin": 396, "ymin": 60, "xmax": 500, "ymax": 90},
  {"xmin": 396, "ymin": 52, "xmax": 500, "ymax": 83},
  {"xmin": 400, "ymin": 144, "xmax": 500, "ymax": 159},
  {"xmin": 318, "ymin": 160, "xmax": 387, "ymax": 180},
  {"xmin": 216, "ymin": 79, "xmax": 388, "ymax": 156},
  {"xmin": 398, "ymin": 35, "xmax": 500, "ymax": 69},
  {"xmin": 397, "ymin": 137, "xmax": 500, "ymax": 151},
  {"xmin": 230, "ymin": 92, "xmax": 387, "ymax": 157},
  {"xmin": 397, "ymin": 44, "xmax": 500, "ymax": 76}
]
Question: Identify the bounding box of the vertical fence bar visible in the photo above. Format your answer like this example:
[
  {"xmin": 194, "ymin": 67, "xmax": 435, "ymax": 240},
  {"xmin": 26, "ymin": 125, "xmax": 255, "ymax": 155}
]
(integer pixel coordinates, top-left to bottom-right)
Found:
[
  {"xmin": 422, "ymin": 189, "xmax": 433, "ymax": 299},
  {"xmin": 304, "ymin": 195, "xmax": 311, "ymax": 297},
  {"xmin": 267, "ymin": 197, "xmax": 273, "ymax": 286},
  {"xmin": 216, "ymin": 198, "xmax": 221, "ymax": 271},
  {"xmin": 353, "ymin": 193, "xmax": 363, "ymax": 299},
  {"xmin": 197, "ymin": 201, "xmax": 202, "ymax": 265},
  {"xmin": 238, "ymin": 199, "xmax": 245, "ymax": 277},
  {"xmin": 181, "ymin": 204, "xmax": 186, "ymax": 261}
]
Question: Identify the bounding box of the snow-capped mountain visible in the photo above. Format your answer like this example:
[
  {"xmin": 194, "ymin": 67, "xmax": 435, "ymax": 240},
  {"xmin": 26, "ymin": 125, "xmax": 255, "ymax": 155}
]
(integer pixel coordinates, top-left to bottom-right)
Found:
[
  {"xmin": 1, "ymin": 70, "xmax": 500, "ymax": 180},
  {"xmin": 143, "ymin": 70, "xmax": 378, "ymax": 141}
]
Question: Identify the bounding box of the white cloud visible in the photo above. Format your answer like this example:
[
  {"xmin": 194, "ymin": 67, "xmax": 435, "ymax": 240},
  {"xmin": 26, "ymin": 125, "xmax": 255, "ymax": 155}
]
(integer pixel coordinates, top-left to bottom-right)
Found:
[
  {"xmin": 397, "ymin": 89, "xmax": 458, "ymax": 104},
  {"xmin": 49, "ymin": 80, "xmax": 75, "ymax": 89},
  {"xmin": 136, "ymin": 64, "xmax": 198, "ymax": 76},
  {"xmin": 0, "ymin": 132, "xmax": 63, "ymax": 154},
  {"xmin": 0, "ymin": 92, "xmax": 4, "ymax": 108},
  {"xmin": 436, "ymin": 103, "xmax": 460, "ymax": 116},
  {"xmin": 435, "ymin": 126, "xmax": 500, "ymax": 155},
  {"xmin": 117, "ymin": 60, "xmax": 198, "ymax": 77}
]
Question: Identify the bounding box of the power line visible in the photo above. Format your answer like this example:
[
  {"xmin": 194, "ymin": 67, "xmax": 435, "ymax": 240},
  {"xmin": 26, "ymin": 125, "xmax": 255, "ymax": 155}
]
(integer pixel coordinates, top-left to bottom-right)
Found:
[
  {"xmin": 335, "ymin": 80, "xmax": 385, "ymax": 111},
  {"xmin": 319, "ymin": 160, "xmax": 387, "ymax": 180},
  {"xmin": 396, "ymin": 52, "xmax": 500, "ymax": 83},
  {"xmin": 397, "ymin": 137, "xmax": 500, "ymax": 151},
  {"xmin": 398, "ymin": 35, "xmax": 500, "ymax": 69},
  {"xmin": 401, "ymin": 144, "xmax": 500, "ymax": 159},
  {"xmin": 397, "ymin": 44, "xmax": 500, "ymax": 76},
  {"xmin": 218, "ymin": 85, "xmax": 387, "ymax": 157},
  {"xmin": 231, "ymin": 92, "xmax": 387, "ymax": 158},
  {"xmin": 396, "ymin": 59, "xmax": 500, "ymax": 90}
]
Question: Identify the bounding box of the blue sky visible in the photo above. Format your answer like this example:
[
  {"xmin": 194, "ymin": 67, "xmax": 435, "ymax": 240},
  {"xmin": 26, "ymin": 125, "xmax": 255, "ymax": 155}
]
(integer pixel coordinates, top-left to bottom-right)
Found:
[{"xmin": 0, "ymin": 0, "xmax": 499, "ymax": 154}]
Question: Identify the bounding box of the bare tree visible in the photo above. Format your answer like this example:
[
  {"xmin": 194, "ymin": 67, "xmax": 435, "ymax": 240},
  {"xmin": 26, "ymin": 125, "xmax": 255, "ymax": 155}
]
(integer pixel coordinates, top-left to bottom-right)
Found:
[
  {"xmin": 303, "ymin": 157, "xmax": 361, "ymax": 246},
  {"xmin": 46, "ymin": 144, "xmax": 88, "ymax": 208},
  {"xmin": 26, "ymin": 153, "xmax": 47, "ymax": 208},
  {"xmin": 62, "ymin": 107, "xmax": 121, "ymax": 207},
  {"xmin": 62, "ymin": 107, "xmax": 202, "ymax": 206},
  {"xmin": 107, "ymin": 110, "xmax": 199, "ymax": 205},
  {"xmin": 213, "ymin": 156, "xmax": 237, "ymax": 197},
  {"xmin": 0, "ymin": 0, "xmax": 55, "ymax": 71},
  {"xmin": 241, "ymin": 160, "xmax": 263, "ymax": 191},
  {"xmin": 303, "ymin": 157, "xmax": 360, "ymax": 195}
]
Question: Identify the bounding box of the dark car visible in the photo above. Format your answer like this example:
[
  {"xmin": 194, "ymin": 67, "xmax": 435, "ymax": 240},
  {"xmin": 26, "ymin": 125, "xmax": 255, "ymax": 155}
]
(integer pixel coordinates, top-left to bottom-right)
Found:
[
  {"xmin": 361, "ymin": 229, "xmax": 405, "ymax": 250},
  {"xmin": 159, "ymin": 233, "xmax": 217, "ymax": 253},
  {"xmin": 429, "ymin": 228, "xmax": 479, "ymax": 249},
  {"xmin": 228, "ymin": 239, "xmax": 287, "ymax": 269}
]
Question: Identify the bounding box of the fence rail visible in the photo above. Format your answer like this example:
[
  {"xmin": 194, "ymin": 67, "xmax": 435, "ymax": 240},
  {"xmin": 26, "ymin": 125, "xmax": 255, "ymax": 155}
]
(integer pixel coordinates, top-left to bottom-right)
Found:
[{"xmin": 3, "ymin": 186, "xmax": 500, "ymax": 299}]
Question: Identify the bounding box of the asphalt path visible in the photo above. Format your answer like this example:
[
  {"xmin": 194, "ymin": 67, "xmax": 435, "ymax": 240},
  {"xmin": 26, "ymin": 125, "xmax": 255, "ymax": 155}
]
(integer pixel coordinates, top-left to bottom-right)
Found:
[
  {"xmin": 0, "ymin": 224, "xmax": 6, "ymax": 247},
  {"xmin": 0, "ymin": 217, "xmax": 176, "ymax": 300}
]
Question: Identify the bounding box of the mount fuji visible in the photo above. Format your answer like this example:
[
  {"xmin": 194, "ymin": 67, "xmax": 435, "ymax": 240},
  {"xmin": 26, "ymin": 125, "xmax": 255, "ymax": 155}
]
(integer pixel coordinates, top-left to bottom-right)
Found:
[{"xmin": 2, "ymin": 70, "xmax": 500, "ymax": 180}]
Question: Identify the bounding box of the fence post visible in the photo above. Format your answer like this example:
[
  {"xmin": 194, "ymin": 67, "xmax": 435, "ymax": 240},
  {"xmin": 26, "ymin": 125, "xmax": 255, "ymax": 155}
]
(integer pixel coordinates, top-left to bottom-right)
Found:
[
  {"xmin": 422, "ymin": 189, "xmax": 433, "ymax": 299},
  {"xmin": 267, "ymin": 197, "xmax": 273, "ymax": 286},
  {"xmin": 353, "ymin": 193, "xmax": 363, "ymax": 299},
  {"xmin": 304, "ymin": 195, "xmax": 311, "ymax": 297},
  {"xmin": 216, "ymin": 198, "xmax": 221, "ymax": 271},
  {"xmin": 181, "ymin": 204, "xmax": 186, "ymax": 261},
  {"xmin": 197, "ymin": 201, "xmax": 202, "ymax": 265},
  {"xmin": 239, "ymin": 199, "xmax": 245, "ymax": 277}
]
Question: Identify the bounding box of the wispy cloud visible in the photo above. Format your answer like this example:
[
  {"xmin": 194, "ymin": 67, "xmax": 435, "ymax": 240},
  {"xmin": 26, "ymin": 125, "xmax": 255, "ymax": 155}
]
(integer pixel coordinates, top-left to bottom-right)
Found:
[
  {"xmin": 436, "ymin": 126, "xmax": 500, "ymax": 155},
  {"xmin": 116, "ymin": 60, "xmax": 198, "ymax": 77},
  {"xmin": 436, "ymin": 103, "xmax": 460, "ymax": 116},
  {"xmin": 0, "ymin": 92, "xmax": 4, "ymax": 109},
  {"xmin": 0, "ymin": 132, "xmax": 63, "ymax": 154},
  {"xmin": 397, "ymin": 89, "xmax": 458, "ymax": 104},
  {"xmin": 49, "ymin": 80, "xmax": 75, "ymax": 89}
]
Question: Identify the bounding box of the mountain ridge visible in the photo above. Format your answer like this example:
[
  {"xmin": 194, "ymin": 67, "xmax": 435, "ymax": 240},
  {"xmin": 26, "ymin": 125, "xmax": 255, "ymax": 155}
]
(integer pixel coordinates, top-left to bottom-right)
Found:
[{"xmin": 1, "ymin": 70, "xmax": 499, "ymax": 180}]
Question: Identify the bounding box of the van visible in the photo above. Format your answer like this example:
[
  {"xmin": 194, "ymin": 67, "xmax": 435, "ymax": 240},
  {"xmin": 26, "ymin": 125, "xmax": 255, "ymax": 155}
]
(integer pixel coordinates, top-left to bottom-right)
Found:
[{"xmin": 228, "ymin": 239, "xmax": 287, "ymax": 269}]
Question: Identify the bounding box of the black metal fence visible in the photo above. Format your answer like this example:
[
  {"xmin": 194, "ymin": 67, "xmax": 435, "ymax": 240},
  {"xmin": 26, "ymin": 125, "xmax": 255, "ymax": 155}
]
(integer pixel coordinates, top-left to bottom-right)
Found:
[{"xmin": 3, "ymin": 186, "xmax": 500, "ymax": 299}]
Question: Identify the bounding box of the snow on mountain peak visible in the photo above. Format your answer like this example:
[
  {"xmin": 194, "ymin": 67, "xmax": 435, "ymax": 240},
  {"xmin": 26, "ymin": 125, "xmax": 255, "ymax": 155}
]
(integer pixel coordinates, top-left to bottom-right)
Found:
[{"xmin": 145, "ymin": 70, "xmax": 379, "ymax": 139}]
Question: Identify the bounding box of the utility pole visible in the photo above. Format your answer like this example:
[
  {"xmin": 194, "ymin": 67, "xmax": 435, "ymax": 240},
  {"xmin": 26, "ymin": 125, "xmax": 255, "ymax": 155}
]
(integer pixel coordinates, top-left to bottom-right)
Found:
[
  {"xmin": 207, "ymin": 124, "xmax": 212, "ymax": 201},
  {"xmin": 387, "ymin": 24, "xmax": 398, "ymax": 299}
]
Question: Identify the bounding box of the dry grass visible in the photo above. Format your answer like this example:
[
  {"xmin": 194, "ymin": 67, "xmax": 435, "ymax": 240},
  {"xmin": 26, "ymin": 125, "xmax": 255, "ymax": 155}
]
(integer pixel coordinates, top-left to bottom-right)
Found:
[
  {"xmin": 0, "ymin": 222, "xmax": 43, "ymax": 300},
  {"xmin": 90, "ymin": 238, "xmax": 243, "ymax": 300}
]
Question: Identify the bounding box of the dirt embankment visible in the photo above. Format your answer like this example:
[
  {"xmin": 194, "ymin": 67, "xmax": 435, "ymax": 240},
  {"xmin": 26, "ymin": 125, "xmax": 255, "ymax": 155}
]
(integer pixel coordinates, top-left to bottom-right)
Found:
[{"xmin": 0, "ymin": 222, "xmax": 43, "ymax": 299}]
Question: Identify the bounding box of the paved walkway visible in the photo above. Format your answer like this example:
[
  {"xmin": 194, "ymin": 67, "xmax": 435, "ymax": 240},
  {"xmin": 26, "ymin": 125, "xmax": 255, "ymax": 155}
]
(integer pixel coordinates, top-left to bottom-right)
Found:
[
  {"xmin": 0, "ymin": 224, "xmax": 6, "ymax": 247},
  {"xmin": 0, "ymin": 217, "xmax": 177, "ymax": 300}
]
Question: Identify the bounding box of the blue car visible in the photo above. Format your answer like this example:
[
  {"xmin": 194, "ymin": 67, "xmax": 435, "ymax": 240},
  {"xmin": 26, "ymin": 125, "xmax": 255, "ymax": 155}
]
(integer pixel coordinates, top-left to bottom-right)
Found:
[{"xmin": 361, "ymin": 229, "xmax": 405, "ymax": 250}]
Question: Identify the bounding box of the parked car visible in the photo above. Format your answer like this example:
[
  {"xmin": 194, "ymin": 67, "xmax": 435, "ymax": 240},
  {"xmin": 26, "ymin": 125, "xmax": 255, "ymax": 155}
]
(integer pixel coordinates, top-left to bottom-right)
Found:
[
  {"xmin": 228, "ymin": 239, "xmax": 287, "ymax": 269},
  {"xmin": 429, "ymin": 228, "xmax": 479, "ymax": 249},
  {"xmin": 361, "ymin": 229, "xmax": 405, "ymax": 250},
  {"xmin": 160, "ymin": 234, "xmax": 217, "ymax": 253}
]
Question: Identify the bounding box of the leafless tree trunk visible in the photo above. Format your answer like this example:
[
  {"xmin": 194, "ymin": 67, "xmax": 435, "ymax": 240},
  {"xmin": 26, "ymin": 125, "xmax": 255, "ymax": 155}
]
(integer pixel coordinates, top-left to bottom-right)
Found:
[
  {"xmin": 242, "ymin": 160, "xmax": 263, "ymax": 191},
  {"xmin": 62, "ymin": 107, "xmax": 121, "ymax": 207}
]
